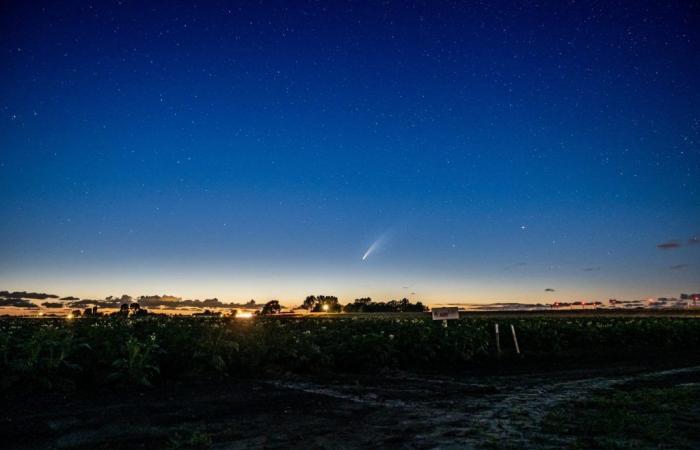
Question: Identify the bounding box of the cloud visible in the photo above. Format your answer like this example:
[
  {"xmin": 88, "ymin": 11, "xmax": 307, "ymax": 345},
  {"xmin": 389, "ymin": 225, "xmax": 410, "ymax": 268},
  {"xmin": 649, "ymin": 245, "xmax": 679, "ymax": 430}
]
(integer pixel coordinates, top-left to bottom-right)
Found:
[
  {"xmin": 0, "ymin": 291, "xmax": 59, "ymax": 300},
  {"xmin": 439, "ymin": 302, "xmax": 550, "ymax": 311},
  {"xmin": 669, "ymin": 264, "xmax": 688, "ymax": 270},
  {"xmin": 42, "ymin": 302, "xmax": 65, "ymax": 308},
  {"xmin": 0, "ymin": 298, "xmax": 37, "ymax": 308},
  {"xmin": 544, "ymin": 288, "xmax": 556, "ymax": 292},
  {"xmin": 65, "ymin": 295, "xmax": 250, "ymax": 310},
  {"xmin": 60, "ymin": 296, "xmax": 80, "ymax": 301},
  {"xmin": 582, "ymin": 267, "xmax": 600, "ymax": 272},
  {"xmin": 657, "ymin": 236, "xmax": 700, "ymax": 249},
  {"xmin": 68, "ymin": 299, "xmax": 113, "ymax": 308}
]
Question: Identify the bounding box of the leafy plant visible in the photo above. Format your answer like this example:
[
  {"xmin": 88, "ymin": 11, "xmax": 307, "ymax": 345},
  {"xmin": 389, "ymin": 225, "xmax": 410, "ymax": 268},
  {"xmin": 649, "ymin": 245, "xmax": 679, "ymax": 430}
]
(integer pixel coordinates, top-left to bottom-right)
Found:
[
  {"xmin": 1, "ymin": 315, "xmax": 700, "ymax": 392},
  {"xmin": 109, "ymin": 334, "xmax": 160, "ymax": 386}
]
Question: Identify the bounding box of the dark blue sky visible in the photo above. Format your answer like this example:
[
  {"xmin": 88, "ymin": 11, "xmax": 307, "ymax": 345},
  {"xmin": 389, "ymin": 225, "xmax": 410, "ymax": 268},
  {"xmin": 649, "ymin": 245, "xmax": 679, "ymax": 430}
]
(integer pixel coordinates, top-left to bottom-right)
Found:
[{"xmin": 1, "ymin": 1, "xmax": 698, "ymax": 304}]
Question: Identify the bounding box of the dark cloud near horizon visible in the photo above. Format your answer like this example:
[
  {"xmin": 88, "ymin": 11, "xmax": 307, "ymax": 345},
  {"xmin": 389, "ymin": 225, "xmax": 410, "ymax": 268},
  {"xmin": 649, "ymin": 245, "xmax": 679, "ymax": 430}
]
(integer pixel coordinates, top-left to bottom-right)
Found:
[
  {"xmin": 669, "ymin": 264, "xmax": 688, "ymax": 270},
  {"xmin": 689, "ymin": 237, "xmax": 700, "ymax": 245},
  {"xmin": 42, "ymin": 302, "xmax": 65, "ymax": 308},
  {"xmin": 60, "ymin": 296, "xmax": 80, "ymax": 301},
  {"xmin": 583, "ymin": 267, "xmax": 600, "ymax": 272},
  {"xmin": 68, "ymin": 299, "xmax": 116, "ymax": 308},
  {"xmin": 0, "ymin": 298, "xmax": 37, "ymax": 308},
  {"xmin": 0, "ymin": 291, "xmax": 59, "ymax": 300},
  {"xmin": 544, "ymin": 288, "xmax": 556, "ymax": 292},
  {"xmin": 440, "ymin": 302, "xmax": 548, "ymax": 310},
  {"xmin": 66, "ymin": 295, "xmax": 258, "ymax": 310}
]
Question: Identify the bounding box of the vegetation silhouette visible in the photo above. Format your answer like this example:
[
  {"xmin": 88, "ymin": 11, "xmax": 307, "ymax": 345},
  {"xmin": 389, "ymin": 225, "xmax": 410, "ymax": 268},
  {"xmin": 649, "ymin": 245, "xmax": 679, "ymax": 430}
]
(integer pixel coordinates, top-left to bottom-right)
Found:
[
  {"xmin": 343, "ymin": 297, "xmax": 427, "ymax": 313},
  {"xmin": 301, "ymin": 295, "xmax": 342, "ymax": 312},
  {"xmin": 260, "ymin": 300, "xmax": 282, "ymax": 315}
]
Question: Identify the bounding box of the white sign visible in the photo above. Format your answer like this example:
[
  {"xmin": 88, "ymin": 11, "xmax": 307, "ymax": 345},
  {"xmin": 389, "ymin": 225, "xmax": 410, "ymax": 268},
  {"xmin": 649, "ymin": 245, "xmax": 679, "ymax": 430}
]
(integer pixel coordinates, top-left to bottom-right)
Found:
[{"xmin": 431, "ymin": 307, "xmax": 460, "ymax": 320}]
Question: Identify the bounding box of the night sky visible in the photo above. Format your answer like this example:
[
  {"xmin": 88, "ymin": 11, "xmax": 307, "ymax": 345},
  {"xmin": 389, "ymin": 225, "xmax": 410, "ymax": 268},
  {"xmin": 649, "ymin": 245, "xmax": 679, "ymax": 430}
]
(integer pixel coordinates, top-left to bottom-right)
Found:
[{"xmin": 1, "ymin": 1, "xmax": 698, "ymax": 304}]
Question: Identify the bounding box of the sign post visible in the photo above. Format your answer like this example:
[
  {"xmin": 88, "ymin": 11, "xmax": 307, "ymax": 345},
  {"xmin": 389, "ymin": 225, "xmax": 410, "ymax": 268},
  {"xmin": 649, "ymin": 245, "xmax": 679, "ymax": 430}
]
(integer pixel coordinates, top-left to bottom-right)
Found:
[
  {"xmin": 431, "ymin": 307, "xmax": 460, "ymax": 321},
  {"xmin": 432, "ymin": 307, "xmax": 459, "ymax": 332}
]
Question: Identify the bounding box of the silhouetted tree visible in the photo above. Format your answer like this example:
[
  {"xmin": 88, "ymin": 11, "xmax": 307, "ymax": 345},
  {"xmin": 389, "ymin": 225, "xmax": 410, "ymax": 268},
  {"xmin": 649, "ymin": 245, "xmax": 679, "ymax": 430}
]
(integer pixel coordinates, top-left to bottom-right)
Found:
[
  {"xmin": 261, "ymin": 300, "xmax": 282, "ymax": 315},
  {"xmin": 344, "ymin": 297, "xmax": 427, "ymax": 313},
  {"xmin": 302, "ymin": 295, "xmax": 318, "ymax": 310},
  {"xmin": 343, "ymin": 297, "xmax": 372, "ymax": 312},
  {"xmin": 304, "ymin": 295, "xmax": 341, "ymax": 312}
]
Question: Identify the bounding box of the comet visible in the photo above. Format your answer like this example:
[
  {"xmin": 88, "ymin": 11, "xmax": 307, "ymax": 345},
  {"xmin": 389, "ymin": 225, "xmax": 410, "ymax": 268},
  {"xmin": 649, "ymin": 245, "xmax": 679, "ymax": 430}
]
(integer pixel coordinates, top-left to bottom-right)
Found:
[
  {"xmin": 362, "ymin": 234, "xmax": 387, "ymax": 261},
  {"xmin": 362, "ymin": 242, "xmax": 378, "ymax": 260}
]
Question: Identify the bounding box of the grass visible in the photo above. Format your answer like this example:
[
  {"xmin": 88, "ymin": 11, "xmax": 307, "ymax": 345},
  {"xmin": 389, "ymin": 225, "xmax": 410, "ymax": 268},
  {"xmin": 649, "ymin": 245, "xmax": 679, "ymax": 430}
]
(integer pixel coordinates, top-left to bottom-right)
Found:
[{"xmin": 543, "ymin": 384, "xmax": 700, "ymax": 449}]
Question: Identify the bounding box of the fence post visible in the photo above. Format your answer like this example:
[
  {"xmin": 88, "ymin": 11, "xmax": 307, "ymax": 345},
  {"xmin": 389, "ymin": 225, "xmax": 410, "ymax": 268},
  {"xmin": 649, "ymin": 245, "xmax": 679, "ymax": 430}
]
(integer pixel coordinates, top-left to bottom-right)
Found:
[
  {"xmin": 495, "ymin": 323, "xmax": 501, "ymax": 355},
  {"xmin": 510, "ymin": 324, "xmax": 521, "ymax": 355}
]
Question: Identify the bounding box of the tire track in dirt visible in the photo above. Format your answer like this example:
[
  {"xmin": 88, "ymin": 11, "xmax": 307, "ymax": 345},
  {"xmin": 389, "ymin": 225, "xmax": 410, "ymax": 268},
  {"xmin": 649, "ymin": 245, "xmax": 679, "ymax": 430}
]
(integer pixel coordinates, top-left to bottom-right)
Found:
[
  {"xmin": 462, "ymin": 365, "xmax": 700, "ymax": 448},
  {"xmin": 271, "ymin": 366, "xmax": 700, "ymax": 449}
]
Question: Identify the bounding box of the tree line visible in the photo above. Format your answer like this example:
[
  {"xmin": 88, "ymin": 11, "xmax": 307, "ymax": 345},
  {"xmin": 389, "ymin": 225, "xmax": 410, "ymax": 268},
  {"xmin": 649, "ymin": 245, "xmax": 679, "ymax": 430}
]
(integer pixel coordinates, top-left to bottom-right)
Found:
[{"xmin": 260, "ymin": 295, "xmax": 427, "ymax": 315}]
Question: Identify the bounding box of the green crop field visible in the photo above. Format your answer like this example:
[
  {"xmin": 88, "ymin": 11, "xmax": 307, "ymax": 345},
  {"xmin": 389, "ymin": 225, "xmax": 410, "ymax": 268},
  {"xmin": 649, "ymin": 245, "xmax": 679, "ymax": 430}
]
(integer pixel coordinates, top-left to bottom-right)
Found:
[{"xmin": 2, "ymin": 314, "xmax": 700, "ymax": 391}]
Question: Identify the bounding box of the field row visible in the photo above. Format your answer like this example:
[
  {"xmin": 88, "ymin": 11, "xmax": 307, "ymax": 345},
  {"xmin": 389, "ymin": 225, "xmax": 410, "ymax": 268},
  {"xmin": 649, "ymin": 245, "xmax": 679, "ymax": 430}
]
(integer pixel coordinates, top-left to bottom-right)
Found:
[{"xmin": 2, "ymin": 315, "xmax": 700, "ymax": 391}]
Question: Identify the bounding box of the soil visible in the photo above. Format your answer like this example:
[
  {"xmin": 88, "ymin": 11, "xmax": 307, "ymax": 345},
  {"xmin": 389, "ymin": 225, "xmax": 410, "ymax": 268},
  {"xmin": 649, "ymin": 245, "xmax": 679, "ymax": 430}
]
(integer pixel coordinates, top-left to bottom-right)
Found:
[{"xmin": 3, "ymin": 362, "xmax": 700, "ymax": 449}]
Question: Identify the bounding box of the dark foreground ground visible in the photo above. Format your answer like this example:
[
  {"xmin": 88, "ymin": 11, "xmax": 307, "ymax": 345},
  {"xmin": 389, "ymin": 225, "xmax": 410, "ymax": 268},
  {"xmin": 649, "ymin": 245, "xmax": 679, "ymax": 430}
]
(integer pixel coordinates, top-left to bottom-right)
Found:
[{"xmin": 3, "ymin": 361, "xmax": 700, "ymax": 449}]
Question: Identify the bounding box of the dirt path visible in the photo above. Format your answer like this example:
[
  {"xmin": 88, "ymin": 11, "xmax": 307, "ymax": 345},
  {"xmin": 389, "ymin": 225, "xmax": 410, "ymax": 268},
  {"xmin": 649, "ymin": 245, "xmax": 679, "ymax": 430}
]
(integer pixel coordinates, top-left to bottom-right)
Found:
[
  {"xmin": 269, "ymin": 365, "xmax": 700, "ymax": 449},
  {"xmin": 4, "ymin": 364, "xmax": 700, "ymax": 449}
]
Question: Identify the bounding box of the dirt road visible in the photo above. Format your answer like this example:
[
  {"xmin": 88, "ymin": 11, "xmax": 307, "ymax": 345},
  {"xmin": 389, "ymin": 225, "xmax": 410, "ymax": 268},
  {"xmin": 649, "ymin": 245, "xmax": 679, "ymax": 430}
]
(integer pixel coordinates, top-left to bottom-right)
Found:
[{"xmin": 4, "ymin": 364, "xmax": 700, "ymax": 449}]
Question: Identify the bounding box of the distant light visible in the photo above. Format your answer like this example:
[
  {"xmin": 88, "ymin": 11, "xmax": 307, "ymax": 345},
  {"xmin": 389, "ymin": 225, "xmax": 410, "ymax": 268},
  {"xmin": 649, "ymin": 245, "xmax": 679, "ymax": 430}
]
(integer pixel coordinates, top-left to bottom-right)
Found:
[
  {"xmin": 237, "ymin": 311, "xmax": 253, "ymax": 319},
  {"xmin": 322, "ymin": 304, "xmax": 329, "ymax": 312},
  {"xmin": 66, "ymin": 313, "xmax": 74, "ymax": 320}
]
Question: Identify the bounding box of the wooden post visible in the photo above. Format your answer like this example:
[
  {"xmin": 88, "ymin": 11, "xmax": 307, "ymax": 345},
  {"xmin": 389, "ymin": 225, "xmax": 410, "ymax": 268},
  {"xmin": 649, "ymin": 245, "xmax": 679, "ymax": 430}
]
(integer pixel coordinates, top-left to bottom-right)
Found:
[
  {"xmin": 510, "ymin": 324, "xmax": 520, "ymax": 355},
  {"xmin": 495, "ymin": 323, "xmax": 501, "ymax": 355}
]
